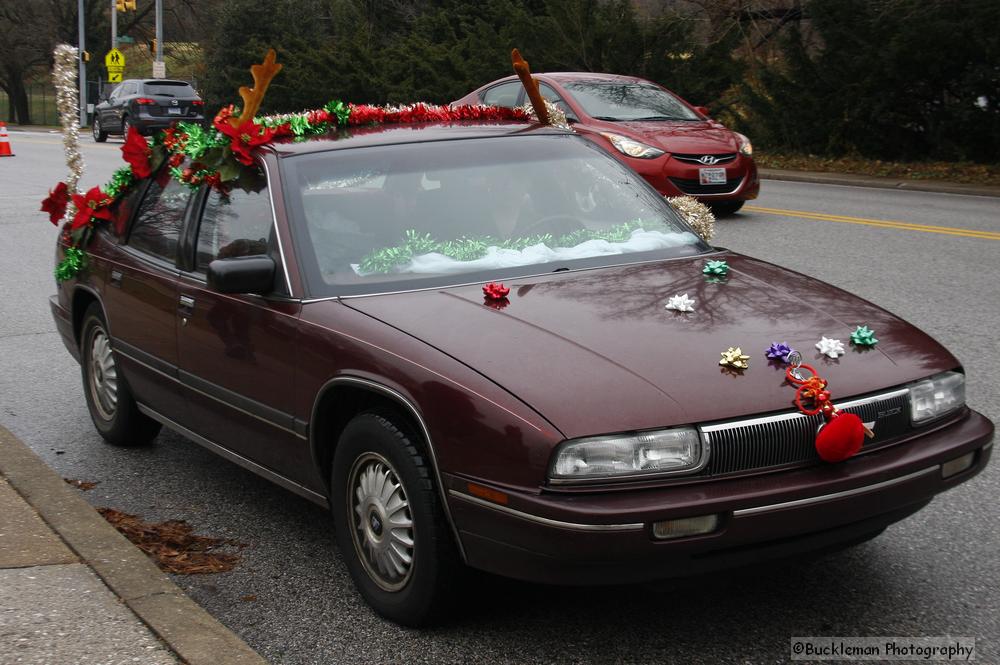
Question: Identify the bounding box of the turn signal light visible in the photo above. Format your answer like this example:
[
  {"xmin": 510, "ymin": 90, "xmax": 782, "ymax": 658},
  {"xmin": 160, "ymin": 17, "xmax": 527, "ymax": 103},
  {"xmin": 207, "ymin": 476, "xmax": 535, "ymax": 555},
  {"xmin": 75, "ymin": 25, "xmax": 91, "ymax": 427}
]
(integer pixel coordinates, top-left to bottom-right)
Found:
[
  {"xmin": 467, "ymin": 482, "xmax": 508, "ymax": 505},
  {"xmin": 191, "ymin": 100, "xmax": 204, "ymax": 106},
  {"xmin": 652, "ymin": 514, "xmax": 719, "ymax": 540},
  {"xmin": 942, "ymin": 452, "xmax": 975, "ymax": 479}
]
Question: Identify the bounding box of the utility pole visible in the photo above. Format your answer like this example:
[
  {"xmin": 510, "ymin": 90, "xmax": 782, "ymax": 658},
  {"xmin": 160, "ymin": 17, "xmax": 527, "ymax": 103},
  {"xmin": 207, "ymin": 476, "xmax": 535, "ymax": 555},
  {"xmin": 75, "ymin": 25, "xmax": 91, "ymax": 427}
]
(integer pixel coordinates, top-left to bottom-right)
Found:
[
  {"xmin": 155, "ymin": 0, "xmax": 163, "ymax": 76},
  {"xmin": 78, "ymin": 0, "xmax": 87, "ymax": 127},
  {"xmin": 111, "ymin": 0, "xmax": 117, "ymax": 50}
]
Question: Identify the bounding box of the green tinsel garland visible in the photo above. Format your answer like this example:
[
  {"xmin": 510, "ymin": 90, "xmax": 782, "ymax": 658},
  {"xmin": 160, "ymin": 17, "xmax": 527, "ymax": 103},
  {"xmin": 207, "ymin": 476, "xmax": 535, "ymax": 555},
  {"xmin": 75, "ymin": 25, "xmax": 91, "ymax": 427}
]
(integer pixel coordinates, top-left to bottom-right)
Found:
[
  {"xmin": 103, "ymin": 166, "xmax": 135, "ymax": 199},
  {"xmin": 359, "ymin": 219, "xmax": 657, "ymax": 274},
  {"xmin": 55, "ymin": 246, "xmax": 87, "ymax": 282}
]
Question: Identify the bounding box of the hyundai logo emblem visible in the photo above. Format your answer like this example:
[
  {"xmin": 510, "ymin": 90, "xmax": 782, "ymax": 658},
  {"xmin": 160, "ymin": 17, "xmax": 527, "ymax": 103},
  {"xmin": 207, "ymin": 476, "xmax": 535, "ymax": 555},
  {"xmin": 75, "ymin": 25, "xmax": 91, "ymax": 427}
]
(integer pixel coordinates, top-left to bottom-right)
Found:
[
  {"xmin": 171, "ymin": 99, "xmax": 178, "ymax": 106},
  {"xmin": 697, "ymin": 155, "xmax": 719, "ymax": 165}
]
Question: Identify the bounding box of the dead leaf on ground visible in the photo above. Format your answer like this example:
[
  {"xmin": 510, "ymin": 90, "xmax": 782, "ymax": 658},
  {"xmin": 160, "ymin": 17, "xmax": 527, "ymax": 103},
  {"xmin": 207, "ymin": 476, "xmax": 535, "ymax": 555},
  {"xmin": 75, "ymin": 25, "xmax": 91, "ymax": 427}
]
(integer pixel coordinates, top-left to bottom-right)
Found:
[
  {"xmin": 241, "ymin": 594, "xmax": 257, "ymax": 602},
  {"xmin": 98, "ymin": 507, "xmax": 245, "ymax": 575},
  {"xmin": 64, "ymin": 478, "xmax": 99, "ymax": 490}
]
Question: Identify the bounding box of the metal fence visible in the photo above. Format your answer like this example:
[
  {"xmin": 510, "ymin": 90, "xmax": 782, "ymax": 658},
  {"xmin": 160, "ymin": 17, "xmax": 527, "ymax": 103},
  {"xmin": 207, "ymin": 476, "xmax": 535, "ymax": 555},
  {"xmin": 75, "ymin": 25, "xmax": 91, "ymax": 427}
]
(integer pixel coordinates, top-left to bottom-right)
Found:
[
  {"xmin": 2, "ymin": 75, "xmax": 201, "ymax": 127},
  {"xmin": 0, "ymin": 80, "xmax": 106, "ymax": 127}
]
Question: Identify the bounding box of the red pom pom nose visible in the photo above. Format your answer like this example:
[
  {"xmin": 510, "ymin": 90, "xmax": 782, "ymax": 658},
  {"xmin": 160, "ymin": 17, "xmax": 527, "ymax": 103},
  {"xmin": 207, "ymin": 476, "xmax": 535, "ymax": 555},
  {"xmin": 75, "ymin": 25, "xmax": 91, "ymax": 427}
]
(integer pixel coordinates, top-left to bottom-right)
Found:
[{"xmin": 815, "ymin": 412, "xmax": 865, "ymax": 463}]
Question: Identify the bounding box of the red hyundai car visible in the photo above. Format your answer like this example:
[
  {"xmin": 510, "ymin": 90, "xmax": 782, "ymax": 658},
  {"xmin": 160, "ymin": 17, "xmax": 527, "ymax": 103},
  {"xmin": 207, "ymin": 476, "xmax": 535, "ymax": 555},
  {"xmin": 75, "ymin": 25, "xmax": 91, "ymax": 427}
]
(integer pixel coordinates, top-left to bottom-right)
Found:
[{"xmin": 453, "ymin": 73, "xmax": 758, "ymax": 215}]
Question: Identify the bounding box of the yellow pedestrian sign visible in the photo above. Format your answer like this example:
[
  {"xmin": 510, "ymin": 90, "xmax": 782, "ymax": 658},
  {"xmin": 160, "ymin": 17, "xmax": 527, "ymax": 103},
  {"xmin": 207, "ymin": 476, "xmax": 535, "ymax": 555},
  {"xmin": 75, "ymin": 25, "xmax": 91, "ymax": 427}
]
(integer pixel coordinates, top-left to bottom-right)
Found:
[{"xmin": 105, "ymin": 48, "xmax": 126, "ymax": 83}]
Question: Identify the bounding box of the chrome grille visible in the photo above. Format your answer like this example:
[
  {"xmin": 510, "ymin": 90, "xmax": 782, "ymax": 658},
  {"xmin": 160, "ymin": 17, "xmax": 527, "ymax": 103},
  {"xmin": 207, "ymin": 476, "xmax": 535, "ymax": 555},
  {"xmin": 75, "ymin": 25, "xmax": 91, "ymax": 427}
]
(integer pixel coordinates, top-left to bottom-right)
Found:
[
  {"xmin": 672, "ymin": 153, "xmax": 737, "ymax": 165},
  {"xmin": 698, "ymin": 388, "xmax": 911, "ymax": 477}
]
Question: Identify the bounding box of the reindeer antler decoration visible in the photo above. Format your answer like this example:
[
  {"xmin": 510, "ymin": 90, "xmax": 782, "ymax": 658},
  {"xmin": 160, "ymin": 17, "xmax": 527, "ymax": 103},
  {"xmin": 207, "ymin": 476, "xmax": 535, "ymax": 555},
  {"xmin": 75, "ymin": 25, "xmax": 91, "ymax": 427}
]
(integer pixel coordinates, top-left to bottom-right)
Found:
[
  {"xmin": 511, "ymin": 48, "xmax": 549, "ymax": 126},
  {"xmin": 229, "ymin": 49, "xmax": 283, "ymax": 128}
]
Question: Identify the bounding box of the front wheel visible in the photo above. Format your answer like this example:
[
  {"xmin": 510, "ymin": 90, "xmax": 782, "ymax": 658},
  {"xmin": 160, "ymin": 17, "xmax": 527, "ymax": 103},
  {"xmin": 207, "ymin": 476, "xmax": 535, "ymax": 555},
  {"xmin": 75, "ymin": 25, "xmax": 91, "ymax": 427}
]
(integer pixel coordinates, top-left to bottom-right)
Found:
[
  {"xmin": 708, "ymin": 200, "xmax": 745, "ymax": 217},
  {"xmin": 80, "ymin": 303, "xmax": 161, "ymax": 446},
  {"xmin": 92, "ymin": 116, "xmax": 108, "ymax": 142},
  {"xmin": 331, "ymin": 412, "xmax": 459, "ymax": 626}
]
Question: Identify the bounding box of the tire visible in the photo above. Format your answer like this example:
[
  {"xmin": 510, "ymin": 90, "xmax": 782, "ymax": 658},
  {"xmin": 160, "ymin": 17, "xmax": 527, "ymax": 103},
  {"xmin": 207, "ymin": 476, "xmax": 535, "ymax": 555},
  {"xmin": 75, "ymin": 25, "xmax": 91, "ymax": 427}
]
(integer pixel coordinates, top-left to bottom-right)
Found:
[
  {"xmin": 121, "ymin": 115, "xmax": 133, "ymax": 136},
  {"xmin": 708, "ymin": 200, "xmax": 745, "ymax": 217},
  {"xmin": 79, "ymin": 303, "xmax": 161, "ymax": 446},
  {"xmin": 92, "ymin": 116, "xmax": 108, "ymax": 142},
  {"xmin": 331, "ymin": 411, "xmax": 459, "ymax": 626}
]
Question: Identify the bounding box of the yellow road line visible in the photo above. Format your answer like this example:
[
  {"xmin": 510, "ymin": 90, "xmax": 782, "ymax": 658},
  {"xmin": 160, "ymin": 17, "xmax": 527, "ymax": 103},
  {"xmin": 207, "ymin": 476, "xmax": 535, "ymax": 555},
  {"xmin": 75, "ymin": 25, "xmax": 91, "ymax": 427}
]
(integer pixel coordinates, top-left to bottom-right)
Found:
[{"xmin": 746, "ymin": 205, "xmax": 1000, "ymax": 241}]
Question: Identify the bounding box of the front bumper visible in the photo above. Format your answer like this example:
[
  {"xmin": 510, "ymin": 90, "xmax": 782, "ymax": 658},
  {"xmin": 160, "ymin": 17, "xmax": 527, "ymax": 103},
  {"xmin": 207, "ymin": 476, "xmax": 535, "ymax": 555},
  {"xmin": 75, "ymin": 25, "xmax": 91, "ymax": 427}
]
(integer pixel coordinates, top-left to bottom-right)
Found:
[
  {"xmin": 446, "ymin": 409, "xmax": 993, "ymax": 585},
  {"xmin": 638, "ymin": 154, "xmax": 760, "ymax": 201}
]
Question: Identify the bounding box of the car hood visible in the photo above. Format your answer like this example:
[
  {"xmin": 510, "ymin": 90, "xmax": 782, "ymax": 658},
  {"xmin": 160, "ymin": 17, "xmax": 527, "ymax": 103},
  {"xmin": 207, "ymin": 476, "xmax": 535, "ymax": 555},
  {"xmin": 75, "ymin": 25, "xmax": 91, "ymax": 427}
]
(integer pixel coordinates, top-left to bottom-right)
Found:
[
  {"xmin": 600, "ymin": 120, "xmax": 739, "ymax": 154},
  {"xmin": 343, "ymin": 252, "xmax": 958, "ymax": 439}
]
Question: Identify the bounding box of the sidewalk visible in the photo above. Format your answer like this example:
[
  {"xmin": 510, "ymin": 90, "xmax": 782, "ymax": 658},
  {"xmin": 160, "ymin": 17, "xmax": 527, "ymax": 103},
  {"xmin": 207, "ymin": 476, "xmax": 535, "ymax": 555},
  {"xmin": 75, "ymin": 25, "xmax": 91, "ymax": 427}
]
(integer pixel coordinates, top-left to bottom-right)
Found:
[
  {"xmin": 0, "ymin": 425, "xmax": 268, "ymax": 665},
  {"xmin": 757, "ymin": 167, "xmax": 1000, "ymax": 198}
]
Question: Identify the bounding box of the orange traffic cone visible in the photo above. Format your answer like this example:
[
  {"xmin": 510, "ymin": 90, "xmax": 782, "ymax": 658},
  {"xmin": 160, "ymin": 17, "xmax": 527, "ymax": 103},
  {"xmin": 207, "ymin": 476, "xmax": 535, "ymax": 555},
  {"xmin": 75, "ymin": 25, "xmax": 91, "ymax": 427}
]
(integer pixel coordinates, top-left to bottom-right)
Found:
[{"xmin": 0, "ymin": 122, "xmax": 13, "ymax": 157}]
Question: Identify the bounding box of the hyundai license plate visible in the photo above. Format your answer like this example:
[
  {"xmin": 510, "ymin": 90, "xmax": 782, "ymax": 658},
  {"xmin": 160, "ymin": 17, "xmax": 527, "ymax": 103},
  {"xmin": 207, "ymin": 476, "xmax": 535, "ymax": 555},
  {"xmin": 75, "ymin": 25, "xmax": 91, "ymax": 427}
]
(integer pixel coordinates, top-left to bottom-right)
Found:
[
  {"xmin": 699, "ymin": 168, "xmax": 727, "ymax": 185},
  {"xmin": 168, "ymin": 107, "xmax": 181, "ymax": 115}
]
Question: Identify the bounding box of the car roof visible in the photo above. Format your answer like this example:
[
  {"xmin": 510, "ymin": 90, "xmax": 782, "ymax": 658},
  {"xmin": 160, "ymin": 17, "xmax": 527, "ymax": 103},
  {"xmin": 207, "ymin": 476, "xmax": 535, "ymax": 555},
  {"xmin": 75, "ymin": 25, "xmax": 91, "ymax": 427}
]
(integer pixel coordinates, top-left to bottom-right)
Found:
[
  {"xmin": 487, "ymin": 72, "xmax": 652, "ymax": 86},
  {"xmin": 267, "ymin": 121, "xmax": 569, "ymax": 156}
]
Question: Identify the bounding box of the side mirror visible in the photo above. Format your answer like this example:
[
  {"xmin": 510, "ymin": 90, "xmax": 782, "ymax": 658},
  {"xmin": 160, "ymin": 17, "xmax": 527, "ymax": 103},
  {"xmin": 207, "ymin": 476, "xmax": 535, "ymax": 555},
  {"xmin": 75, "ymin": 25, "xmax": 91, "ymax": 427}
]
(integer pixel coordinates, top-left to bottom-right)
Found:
[
  {"xmin": 694, "ymin": 105, "xmax": 710, "ymax": 118},
  {"xmin": 207, "ymin": 255, "xmax": 275, "ymax": 294},
  {"xmin": 564, "ymin": 111, "xmax": 579, "ymax": 124}
]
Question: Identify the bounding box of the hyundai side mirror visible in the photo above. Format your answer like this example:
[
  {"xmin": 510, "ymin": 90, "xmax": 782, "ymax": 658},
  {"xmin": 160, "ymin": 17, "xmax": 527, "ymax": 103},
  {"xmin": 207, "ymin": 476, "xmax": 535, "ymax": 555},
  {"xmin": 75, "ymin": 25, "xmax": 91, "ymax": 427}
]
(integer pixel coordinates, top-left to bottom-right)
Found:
[{"xmin": 207, "ymin": 255, "xmax": 275, "ymax": 294}]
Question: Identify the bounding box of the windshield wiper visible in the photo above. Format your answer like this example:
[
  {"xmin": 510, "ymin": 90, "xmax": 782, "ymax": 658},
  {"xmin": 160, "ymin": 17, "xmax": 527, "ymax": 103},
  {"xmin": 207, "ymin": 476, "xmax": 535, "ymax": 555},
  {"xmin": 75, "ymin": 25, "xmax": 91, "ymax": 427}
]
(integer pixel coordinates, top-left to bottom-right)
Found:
[
  {"xmin": 629, "ymin": 115, "xmax": 685, "ymax": 121},
  {"xmin": 592, "ymin": 115, "xmax": 622, "ymax": 121}
]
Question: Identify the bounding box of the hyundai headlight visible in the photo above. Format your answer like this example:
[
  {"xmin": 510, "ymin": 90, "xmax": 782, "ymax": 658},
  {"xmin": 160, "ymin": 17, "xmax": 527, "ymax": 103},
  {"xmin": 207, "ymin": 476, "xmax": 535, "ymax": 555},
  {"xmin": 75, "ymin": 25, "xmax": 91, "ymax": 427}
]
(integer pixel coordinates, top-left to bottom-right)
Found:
[
  {"xmin": 549, "ymin": 428, "xmax": 705, "ymax": 483},
  {"xmin": 600, "ymin": 132, "xmax": 665, "ymax": 159},
  {"xmin": 909, "ymin": 371, "xmax": 965, "ymax": 424},
  {"xmin": 736, "ymin": 133, "xmax": 753, "ymax": 157}
]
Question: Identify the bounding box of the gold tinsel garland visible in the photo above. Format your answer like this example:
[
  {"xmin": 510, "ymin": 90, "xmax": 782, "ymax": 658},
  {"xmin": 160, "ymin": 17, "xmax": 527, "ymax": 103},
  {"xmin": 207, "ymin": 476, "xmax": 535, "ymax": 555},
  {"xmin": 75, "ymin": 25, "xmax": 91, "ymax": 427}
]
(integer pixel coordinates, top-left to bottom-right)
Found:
[
  {"xmin": 52, "ymin": 44, "xmax": 85, "ymax": 220},
  {"xmin": 667, "ymin": 195, "xmax": 715, "ymax": 242}
]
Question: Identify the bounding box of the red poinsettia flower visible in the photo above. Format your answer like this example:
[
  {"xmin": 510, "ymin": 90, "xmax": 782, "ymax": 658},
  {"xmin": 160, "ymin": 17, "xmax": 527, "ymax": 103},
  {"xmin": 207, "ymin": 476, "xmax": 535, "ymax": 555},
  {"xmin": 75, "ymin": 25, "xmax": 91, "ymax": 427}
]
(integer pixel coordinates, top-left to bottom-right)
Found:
[
  {"xmin": 70, "ymin": 187, "xmax": 115, "ymax": 230},
  {"xmin": 41, "ymin": 181, "xmax": 69, "ymax": 225},
  {"xmin": 121, "ymin": 126, "xmax": 153, "ymax": 178},
  {"xmin": 214, "ymin": 113, "xmax": 275, "ymax": 165}
]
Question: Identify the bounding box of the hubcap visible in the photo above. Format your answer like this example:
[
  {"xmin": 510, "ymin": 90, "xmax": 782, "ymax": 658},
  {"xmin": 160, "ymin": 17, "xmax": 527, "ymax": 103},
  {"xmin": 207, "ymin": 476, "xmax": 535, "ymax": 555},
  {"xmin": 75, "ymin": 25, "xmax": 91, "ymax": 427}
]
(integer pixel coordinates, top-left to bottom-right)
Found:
[
  {"xmin": 347, "ymin": 452, "xmax": 414, "ymax": 591},
  {"xmin": 88, "ymin": 328, "xmax": 118, "ymax": 420}
]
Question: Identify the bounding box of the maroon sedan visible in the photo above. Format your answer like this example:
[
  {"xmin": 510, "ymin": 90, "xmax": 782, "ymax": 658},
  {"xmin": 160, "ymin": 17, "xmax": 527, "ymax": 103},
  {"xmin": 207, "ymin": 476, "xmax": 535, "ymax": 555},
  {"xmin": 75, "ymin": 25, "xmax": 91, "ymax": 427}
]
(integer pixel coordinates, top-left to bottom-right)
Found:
[
  {"xmin": 51, "ymin": 121, "xmax": 991, "ymax": 626},
  {"xmin": 453, "ymin": 72, "xmax": 759, "ymax": 215}
]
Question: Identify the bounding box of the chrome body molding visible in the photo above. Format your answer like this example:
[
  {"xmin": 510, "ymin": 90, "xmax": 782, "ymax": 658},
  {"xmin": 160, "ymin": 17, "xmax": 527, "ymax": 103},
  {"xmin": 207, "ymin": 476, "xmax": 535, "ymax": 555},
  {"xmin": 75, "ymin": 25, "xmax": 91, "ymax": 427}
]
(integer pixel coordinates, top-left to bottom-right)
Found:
[
  {"xmin": 448, "ymin": 490, "xmax": 645, "ymax": 532},
  {"xmin": 732, "ymin": 465, "xmax": 939, "ymax": 517},
  {"xmin": 136, "ymin": 403, "xmax": 327, "ymax": 506},
  {"xmin": 310, "ymin": 375, "xmax": 467, "ymax": 560}
]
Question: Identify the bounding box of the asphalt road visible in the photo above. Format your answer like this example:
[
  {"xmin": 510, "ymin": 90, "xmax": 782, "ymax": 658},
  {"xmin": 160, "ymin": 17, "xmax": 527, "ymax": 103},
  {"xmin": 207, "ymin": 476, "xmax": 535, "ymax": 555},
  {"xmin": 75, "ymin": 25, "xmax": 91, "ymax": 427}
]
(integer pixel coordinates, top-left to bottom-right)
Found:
[{"xmin": 2, "ymin": 130, "xmax": 998, "ymax": 665}]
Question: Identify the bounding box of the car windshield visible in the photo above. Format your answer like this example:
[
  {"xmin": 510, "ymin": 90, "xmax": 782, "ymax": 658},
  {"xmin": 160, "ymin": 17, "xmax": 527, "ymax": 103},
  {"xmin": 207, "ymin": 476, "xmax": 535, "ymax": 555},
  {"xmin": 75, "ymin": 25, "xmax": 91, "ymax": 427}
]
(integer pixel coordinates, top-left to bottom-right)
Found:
[
  {"xmin": 564, "ymin": 82, "xmax": 699, "ymax": 122},
  {"xmin": 142, "ymin": 81, "xmax": 196, "ymax": 97},
  {"xmin": 283, "ymin": 133, "xmax": 710, "ymax": 297}
]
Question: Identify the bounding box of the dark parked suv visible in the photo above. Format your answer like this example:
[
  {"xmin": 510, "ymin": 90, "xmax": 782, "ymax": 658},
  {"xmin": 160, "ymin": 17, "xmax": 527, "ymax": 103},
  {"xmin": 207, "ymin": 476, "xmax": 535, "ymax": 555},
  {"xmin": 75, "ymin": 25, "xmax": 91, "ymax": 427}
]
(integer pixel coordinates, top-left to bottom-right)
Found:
[{"xmin": 92, "ymin": 79, "xmax": 205, "ymax": 141}]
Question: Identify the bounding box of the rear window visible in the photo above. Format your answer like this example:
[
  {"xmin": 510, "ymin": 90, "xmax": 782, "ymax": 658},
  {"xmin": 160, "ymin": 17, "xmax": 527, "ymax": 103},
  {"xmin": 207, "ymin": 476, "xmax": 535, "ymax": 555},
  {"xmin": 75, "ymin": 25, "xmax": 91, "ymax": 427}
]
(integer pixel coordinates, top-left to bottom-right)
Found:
[{"xmin": 143, "ymin": 81, "xmax": 197, "ymax": 97}]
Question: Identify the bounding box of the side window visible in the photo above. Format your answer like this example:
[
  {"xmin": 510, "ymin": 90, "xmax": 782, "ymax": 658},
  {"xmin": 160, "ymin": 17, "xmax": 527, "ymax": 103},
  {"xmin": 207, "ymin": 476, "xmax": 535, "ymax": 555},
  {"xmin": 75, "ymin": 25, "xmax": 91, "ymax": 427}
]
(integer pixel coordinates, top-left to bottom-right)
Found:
[
  {"xmin": 195, "ymin": 168, "xmax": 286, "ymax": 294},
  {"xmin": 482, "ymin": 82, "xmax": 522, "ymax": 108},
  {"xmin": 539, "ymin": 83, "xmax": 574, "ymax": 119},
  {"xmin": 127, "ymin": 170, "xmax": 190, "ymax": 263}
]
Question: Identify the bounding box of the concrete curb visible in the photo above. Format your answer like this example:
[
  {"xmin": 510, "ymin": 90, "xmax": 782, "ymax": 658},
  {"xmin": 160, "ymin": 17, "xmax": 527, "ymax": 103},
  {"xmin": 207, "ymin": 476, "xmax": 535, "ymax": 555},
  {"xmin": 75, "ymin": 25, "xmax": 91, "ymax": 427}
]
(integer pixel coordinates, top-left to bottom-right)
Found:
[
  {"xmin": 0, "ymin": 424, "xmax": 269, "ymax": 665},
  {"xmin": 759, "ymin": 167, "xmax": 1000, "ymax": 198}
]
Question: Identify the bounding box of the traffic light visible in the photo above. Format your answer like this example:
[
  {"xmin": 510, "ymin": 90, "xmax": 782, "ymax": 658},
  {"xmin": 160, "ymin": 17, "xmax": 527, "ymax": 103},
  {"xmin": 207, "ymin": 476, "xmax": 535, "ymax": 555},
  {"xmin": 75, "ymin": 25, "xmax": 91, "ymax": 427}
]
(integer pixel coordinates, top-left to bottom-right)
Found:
[
  {"xmin": 116, "ymin": 0, "xmax": 125, "ymax": 10},
  {"xmin": 82, "ymin": 51, "xmax": 90, "ymax": 63},
  {"xmin": 149, "ymin": 39, "xmax": 157, "ymax": 56},
  {"xmin": 116, "ymin": 0, "xmax": 137, "ymax": 11},
  {"xmin": 124, "ymin": 0, "xmax": 136, "ymax": 9}
]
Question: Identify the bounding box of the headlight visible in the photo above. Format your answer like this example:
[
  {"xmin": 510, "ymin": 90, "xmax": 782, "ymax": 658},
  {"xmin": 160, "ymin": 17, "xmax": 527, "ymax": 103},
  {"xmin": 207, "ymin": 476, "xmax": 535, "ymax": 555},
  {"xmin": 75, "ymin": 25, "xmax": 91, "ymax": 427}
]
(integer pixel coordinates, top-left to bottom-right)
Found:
[
  {"xmin": 736, "ymin": 133, "xmax": 753, "ymax": 156},
  {"xmin": 599, "ymin": 132, "xmax": 665, "ymax": 159},
  {"xmin": 909, "ymin": 371, "xmax": 965, "ymax": 424},
  {"xmin": 549, "ymin": 428, "xmax": 705, "ymax": 483}
]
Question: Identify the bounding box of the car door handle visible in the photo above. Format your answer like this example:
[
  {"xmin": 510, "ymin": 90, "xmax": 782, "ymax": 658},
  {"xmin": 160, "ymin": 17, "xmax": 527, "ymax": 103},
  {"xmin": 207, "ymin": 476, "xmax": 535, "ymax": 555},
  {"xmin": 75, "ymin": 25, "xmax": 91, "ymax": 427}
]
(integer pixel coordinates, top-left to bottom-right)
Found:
[
  {"xmin": 178, "ymin": 295, "xmax": 195, "ymax": 325},
  {"xmin": 110, "ymin": 269, "xmax": 123, "ymax": 288},
  {"xmin": 179, "ymin": 295, "xmax": 195, "ymax": 309}
]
